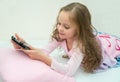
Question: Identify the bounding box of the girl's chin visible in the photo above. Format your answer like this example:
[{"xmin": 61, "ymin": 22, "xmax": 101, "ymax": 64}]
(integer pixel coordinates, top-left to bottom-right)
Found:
[
  {"xmin": 59, "ymin": 36, "xmax": 65, "ymax": 39},
  {"xmin": 59, "ymin": 35, "xmax": 64, "ymax": 39}
]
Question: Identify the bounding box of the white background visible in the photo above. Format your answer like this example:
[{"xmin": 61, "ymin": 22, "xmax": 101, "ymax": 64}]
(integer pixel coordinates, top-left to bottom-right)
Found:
[{"xmin": 0, "ymin": 0, "xmax": 120, "ymax": 40}]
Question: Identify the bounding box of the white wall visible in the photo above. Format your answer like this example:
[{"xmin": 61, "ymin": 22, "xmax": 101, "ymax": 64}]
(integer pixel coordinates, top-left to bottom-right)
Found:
[{"xmin": 0, "ymin": 0, "xmax": 120, "ymax": 40}]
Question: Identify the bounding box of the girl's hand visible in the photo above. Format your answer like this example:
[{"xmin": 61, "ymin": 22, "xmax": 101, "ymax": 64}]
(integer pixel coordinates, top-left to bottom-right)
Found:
[
  {"xmin": 21, "ymin": 44, "xmax": 52, "ymax": 66},
  {"xmin": 11, "ymin": 33, "xmax": 26, "ymax": 49},
  {"xmin": 21, "ymin": 46, "xmax": 45, "ymax": 60}
]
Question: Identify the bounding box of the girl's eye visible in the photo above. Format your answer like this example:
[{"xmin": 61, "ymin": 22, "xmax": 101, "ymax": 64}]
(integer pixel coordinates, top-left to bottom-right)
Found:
[
  {"xmin": 57, "ymin": 22, "xmax": 61, "ymax": 26},
  {"xmin": 64, "ymin": 25, "xmax": 70, "ymax": 29}
]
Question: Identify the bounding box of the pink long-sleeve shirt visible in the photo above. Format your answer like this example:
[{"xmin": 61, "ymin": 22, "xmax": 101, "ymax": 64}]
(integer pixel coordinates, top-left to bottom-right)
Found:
[{"xmin": 40, "ymin": 33, "xmax": 120, "ymax": 76}]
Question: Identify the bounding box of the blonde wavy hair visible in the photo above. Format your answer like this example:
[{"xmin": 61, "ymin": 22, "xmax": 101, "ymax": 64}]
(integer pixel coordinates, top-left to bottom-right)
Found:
[{"xmin": 51, "ymin": 2, "xmax": 102, "ymax": 72}]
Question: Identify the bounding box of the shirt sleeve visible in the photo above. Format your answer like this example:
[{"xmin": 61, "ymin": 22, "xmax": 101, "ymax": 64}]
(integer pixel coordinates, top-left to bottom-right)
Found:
[
  {"xmin": 40, "ymin": 39, "xmax": 60, "ymax": 55},
  {"xmin": 51, "ymin": 48, "xmax": 84, "ymax": 76}
]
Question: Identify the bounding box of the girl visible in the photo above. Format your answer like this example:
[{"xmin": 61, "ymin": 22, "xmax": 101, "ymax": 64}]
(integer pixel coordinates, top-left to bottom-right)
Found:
[{"xmin": 11, "ymin": 2, "xmax": 120, "ymax": 76}]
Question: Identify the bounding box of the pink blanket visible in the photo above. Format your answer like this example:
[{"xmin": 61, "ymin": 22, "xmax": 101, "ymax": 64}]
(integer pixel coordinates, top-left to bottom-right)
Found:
[{"xmin": 0, "ymin": 48, "xmax": 75, "ymax": 82}]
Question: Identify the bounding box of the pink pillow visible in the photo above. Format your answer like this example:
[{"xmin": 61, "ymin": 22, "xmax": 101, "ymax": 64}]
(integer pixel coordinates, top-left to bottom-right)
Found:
[{"xmin": 0, "ymin": 48, "xmax": 75, "ymax": 82}]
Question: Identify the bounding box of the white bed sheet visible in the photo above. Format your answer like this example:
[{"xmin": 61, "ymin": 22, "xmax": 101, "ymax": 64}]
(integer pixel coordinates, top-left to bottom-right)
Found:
[{"xmin": 0, "ymin": 40, "xmax": 120, "ymax": 82}]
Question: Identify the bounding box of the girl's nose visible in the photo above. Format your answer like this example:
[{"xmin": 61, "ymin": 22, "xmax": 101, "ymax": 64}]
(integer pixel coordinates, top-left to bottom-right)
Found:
[{"xmin": 58, "ymin": 25, "xmax": 63, "ymax": 32}]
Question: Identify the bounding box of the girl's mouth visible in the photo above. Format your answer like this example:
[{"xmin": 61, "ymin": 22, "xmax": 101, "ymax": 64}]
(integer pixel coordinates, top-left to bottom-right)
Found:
[{"xmin": 59, "ymin": 33, "xmax": 64, "ymax": 35}]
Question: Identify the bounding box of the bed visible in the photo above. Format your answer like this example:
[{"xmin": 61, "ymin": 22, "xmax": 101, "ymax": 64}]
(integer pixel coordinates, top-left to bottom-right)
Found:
[{"xmin": 0, "ymin": 40, "xmax": 120, "ymax": 82}]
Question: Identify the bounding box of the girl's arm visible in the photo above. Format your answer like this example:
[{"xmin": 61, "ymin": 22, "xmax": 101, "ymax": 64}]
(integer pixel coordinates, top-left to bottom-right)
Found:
[
  {"xmin": 22, "ymin": 47, "xmax": 83, "ymax": 76},
  {"xmin": 21, "ymin": 39, "xmax": 83, "ymax": 76},
  {"xmin": 51, "ymin": 50, "xmax": 84, "ymax": 76},
  {"xmin": 40, "ymin": 39, "xmax": 61, "ymax": 55}
]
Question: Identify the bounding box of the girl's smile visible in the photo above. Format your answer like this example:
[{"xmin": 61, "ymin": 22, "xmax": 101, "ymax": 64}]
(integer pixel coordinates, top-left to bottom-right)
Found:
[{"xmin": 59, "ymin": 32, "xmax": 65, "ymax": 36}]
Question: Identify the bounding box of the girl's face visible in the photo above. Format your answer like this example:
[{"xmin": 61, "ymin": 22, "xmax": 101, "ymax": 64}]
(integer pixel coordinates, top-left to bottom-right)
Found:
[{"xmin": 57, "ymin": 11, "xmax": 78, "ymax": 40}]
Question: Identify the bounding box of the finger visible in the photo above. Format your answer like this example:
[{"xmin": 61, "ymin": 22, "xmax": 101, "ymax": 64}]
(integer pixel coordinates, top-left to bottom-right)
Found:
[
  {"xmin": 21, "ymin": 49, "xmax": 34, "ymax": 55},
  {"xmin": 15, "ymin": 33, "xmax": 20, "ymax": 40},
  {"xmin": 15, "ymin": 33, "xmax": 25, "ymax": 42},
  {"xmin": 20, "ymin": 49, "xmax": 31, "ymax": 57},
  {"xmin": 28, "ymin": 44, "xmax": 36, "ymax": 50},
  {"xmin": 11, "ymin": 40, "xmax": 21, "ymax": 49},
  {"xmin": 21, "ymin": 50, "xmax": 33, "ymax": 59}
]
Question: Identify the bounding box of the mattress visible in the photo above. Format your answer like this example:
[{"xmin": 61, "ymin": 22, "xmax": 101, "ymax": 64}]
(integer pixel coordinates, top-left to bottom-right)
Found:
[{"xmin": 0, "ymin": 40, "xmax": 120, "ymax": 82}]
